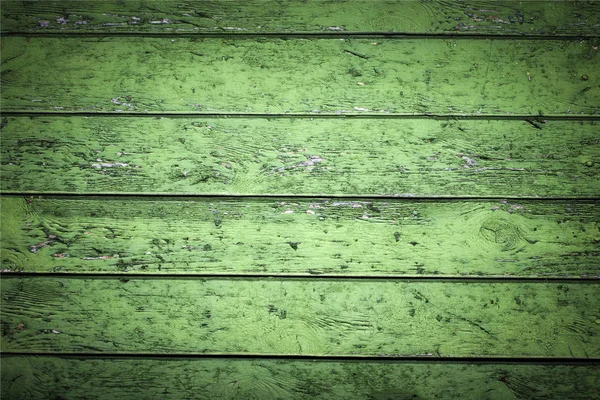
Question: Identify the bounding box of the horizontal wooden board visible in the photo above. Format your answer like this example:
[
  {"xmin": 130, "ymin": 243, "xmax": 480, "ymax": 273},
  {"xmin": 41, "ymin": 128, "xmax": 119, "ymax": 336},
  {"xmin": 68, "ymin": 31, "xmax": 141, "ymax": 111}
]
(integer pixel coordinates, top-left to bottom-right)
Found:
[
  {"xmin": 2, "ymin": 277, "xmax": 599, "ymax": 357},
  {"xmin": 2, "ymin": 117, "xmax": 599, "ymax": 197},
  {"xmin": 2, "ymin": 356, "xmax": 599, "ymax": 400},
  {"xmin": 2, "ymin": 0, "xmax": 600, "ymax": 36},
  {"xmin": 1, "ymin": 37, "xmax": 598, "ymax": 116},
  {"xmin": 2, "ymin": 196, "xmax": 599, "ymax": 277}
]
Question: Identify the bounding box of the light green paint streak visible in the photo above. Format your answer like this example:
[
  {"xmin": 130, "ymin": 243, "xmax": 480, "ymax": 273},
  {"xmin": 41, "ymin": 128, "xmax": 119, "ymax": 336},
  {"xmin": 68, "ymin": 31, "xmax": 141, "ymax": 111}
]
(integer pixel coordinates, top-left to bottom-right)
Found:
[
  {"xmin": 2, "ymin": 196, "xmax": 599, "ymax": 277},
  {"xmin": 1, "ymin": 37, "xmax": 598, "ymax": 115},
  {"xmin": 2, "ymin": 277, "xmax": 599, "ymax": 357},
  {"xmin": 1, "ymin": 117, "xmax": 599, "ymax": 196},
  {"xmin": 2, "ymin": 0, "xmax": 599, "ymax": 36},
  {"xmin": 2, "ymin": 356, "xmax": 599, "ymax": 400}
]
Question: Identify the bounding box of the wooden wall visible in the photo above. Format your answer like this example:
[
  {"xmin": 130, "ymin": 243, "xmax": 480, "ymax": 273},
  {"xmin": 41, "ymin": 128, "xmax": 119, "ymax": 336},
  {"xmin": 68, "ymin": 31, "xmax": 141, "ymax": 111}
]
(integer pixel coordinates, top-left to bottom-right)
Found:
[{"xmin": 1, "ymin": 1, "xmax": 599, "ymax": 398}]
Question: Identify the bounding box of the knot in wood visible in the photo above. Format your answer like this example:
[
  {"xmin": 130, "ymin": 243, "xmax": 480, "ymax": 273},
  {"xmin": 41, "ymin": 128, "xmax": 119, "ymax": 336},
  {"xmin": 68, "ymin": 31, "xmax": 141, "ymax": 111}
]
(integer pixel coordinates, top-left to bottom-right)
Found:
[{"xmin": 479, "ymin": 216, "xmax": 524, "ymax": 251}]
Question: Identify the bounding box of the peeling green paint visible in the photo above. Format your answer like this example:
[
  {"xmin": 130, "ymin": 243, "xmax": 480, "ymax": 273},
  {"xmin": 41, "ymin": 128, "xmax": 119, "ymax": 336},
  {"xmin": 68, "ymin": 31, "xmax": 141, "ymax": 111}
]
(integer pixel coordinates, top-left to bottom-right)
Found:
[
  {"xmin": 2, "ymin": 356, "xmax": 599, "ymax": 400},
  {"xmin": 2, "ymin": 196, "xmax": 599, "ymax": 277},
  {"xmin": 2, "ymin": 277, "xmax": 599, "ymax": 357},
  {"xmin": 1, "ymin": 37, "xmax": 598, "ymax": 115},
  {"xmin": 1, "ymin": 1, "xmax": 599, "ymax": 398},
  {"xmin": 2, "ymin": 117, "xmax": 598, "ymax": 196},
  {"xmin": 2, "ymin": 0, "xmax": 599, "ymax": 36}
]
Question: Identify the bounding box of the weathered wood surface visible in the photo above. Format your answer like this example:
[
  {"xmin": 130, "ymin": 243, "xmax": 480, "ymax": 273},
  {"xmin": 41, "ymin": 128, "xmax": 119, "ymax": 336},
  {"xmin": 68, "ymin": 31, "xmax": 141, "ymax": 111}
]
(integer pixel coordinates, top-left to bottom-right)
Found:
[
  {"xmin": 2, "ymin": 356, "xmax": 599, "ymax": 400},
  {"xmin": 2, "ymin": 277, "xmax": 599, "ymax": 357},
  {"xmin": 1, "ymin": 37, "xmax": 598, "ymax": 116},
  {"xmin": 2, "ymin": 117, "xmax": 599, "ymax": 196},
  {"xmin": 2, "ymin": 0, "xmax": 600, "ymax": 36},
  {"xmin": 2, "ymin": 196, "xmax": 599, "ymax": 277},
  {"xmin": 1, "ymin": 1, "xmax": 599, "ymax": 397}
]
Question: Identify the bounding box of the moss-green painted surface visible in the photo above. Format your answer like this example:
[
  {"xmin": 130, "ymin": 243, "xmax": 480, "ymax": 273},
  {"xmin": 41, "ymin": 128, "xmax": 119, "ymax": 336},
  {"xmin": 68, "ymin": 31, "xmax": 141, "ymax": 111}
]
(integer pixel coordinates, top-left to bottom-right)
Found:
[
  {"xmin": 2, "ymin": 277, "xmax": 599, "ymax": 357},
  {"xmin": 2, "ymin": 196, "xmax": 599, "ymax": 277},
  {"xmin": 2, "ymin": 356, "xmax": 599, "ymax": 400},
  {"xmin": 1, "ymin": 36, "xmax": 598, "ymax": 115},
  {"xmin": 1, "ymin": 1, "xmax": 600, "ymax": 398},
  {"xmin": 2, "ymin": 0, "xmax": 600, "ymax": 36},
  {"xmin": 2, "ymin": 117, "xmax": 599, "ymax": 196}
]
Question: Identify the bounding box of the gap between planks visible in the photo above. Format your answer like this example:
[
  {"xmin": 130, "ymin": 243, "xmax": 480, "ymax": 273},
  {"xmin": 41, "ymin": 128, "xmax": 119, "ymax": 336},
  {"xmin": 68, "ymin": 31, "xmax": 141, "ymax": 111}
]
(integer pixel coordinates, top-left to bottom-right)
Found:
[
  {"xmin": 2, "ymin": 352, "xmax": 599, "ymax": 364},
  {"xmin": 2, "ymin": 273, "xmax": 599, "ymax": 283},
  {"xmin": 6, "ymin": 193, "xmax": 600, "ymax": 201},
  {"xmin": 2, "ymin": 32, "xmax": 599, "ymax": 40},
  {"xmin": 2, "ymin": 111, "xmax": 600, "ymax": 120}
]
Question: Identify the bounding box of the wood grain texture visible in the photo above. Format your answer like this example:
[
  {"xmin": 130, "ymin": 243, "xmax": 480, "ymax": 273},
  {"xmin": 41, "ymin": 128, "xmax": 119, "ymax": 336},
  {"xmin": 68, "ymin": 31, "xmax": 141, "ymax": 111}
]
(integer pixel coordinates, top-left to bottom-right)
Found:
[
  {"xmin": 1, "ymin": 1, "xmax": 599, "ymax": 395},
  {"xmin": 2, "ymin": 277, "xmax": 600, "ymax": 357},
  {"xmin": 2, "ymin": 196, "xmax": 599, "ymax": 278},
  {"xmin": 2, "ymin": 356, "xmax": 599, "ymax": 400},
  {"xmin": 2, "ymin": 0, "xmax": 600, "ymax": 36},
  {"xmin": 1, "ymin": 37, "xmax": 598, "ymax": 116},
  {"xmin": 2, "ymin": 117, "xmax": 599, "ymax": 197}
]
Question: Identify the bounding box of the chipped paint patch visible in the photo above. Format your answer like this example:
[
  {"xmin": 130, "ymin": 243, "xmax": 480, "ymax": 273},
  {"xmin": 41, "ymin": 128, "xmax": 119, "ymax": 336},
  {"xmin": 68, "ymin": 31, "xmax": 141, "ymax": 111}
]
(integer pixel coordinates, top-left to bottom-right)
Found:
[
  {"xmin": 266, "ymin": 154, "xmax": 325, "ymax": 175},
  {"xmin": 150, "ymin": 19, "xmax": 172, "ymax": 25},
  {"xmin": 332, "ymin": 201, "xmax": 371, "ymax": 208},
  {"xmin": 91, "ymin": 162, "xmax": 129, "ymax": 169},
  {"xmin": 458, "ymin": 153, "xmax": 478, "ymax": 168},
  {"xmin": 82, "ymin": 255, "xmax": 117, "ymax": 260},
  {"xmin": 30, "ymin": 235, "xmax": 57, "ymax": 253}
]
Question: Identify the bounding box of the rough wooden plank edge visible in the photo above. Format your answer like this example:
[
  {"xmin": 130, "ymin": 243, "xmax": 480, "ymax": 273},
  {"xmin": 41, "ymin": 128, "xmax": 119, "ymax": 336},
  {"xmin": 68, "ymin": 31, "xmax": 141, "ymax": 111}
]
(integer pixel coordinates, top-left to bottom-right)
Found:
[
  {"xmin": 2, "ymin": 273, "xmax": 599, "ymax": 283},
  {"xmin": 4, "ymin": 193, "xmax": 600, "ymax": 201},
  {"xmin": 4, "ymin": 32, "xmax": 600, "ymax": 40},
  {"xmin": 3, "ymin": 352, "xmax": 600, "ymax": 363},
  {"xmin": 3, "ymin": 111, "xmax": 600, "ymax": 120},
  {"xmin": 2, "ymin": 0, "xmax": 600, "ymax": 36}
]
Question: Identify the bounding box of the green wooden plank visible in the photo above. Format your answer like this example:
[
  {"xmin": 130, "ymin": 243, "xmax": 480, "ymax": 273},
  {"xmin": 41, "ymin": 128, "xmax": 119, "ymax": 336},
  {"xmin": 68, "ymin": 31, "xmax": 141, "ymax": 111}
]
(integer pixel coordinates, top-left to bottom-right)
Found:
[
  {"xmin": 2, "ymin": 0, "xmax": 600, "ymax": 36},
  {"xmin": 2, "ymin": 117, "xmax": 599, "ymax": 196},
  {"xmin": 1, "ymin": 37, "xmax": 598, "ymax": 116},
  {"xmin": 2, "ymin": 356, "xmax": 599, "ymax": 400},
  {"xmin": 2, "ymin": 277, "xmax": 599, "ymax": 357},
  {"xmin": 2, "ymin": 196, "xmax": 599, "ymax": 277}
]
